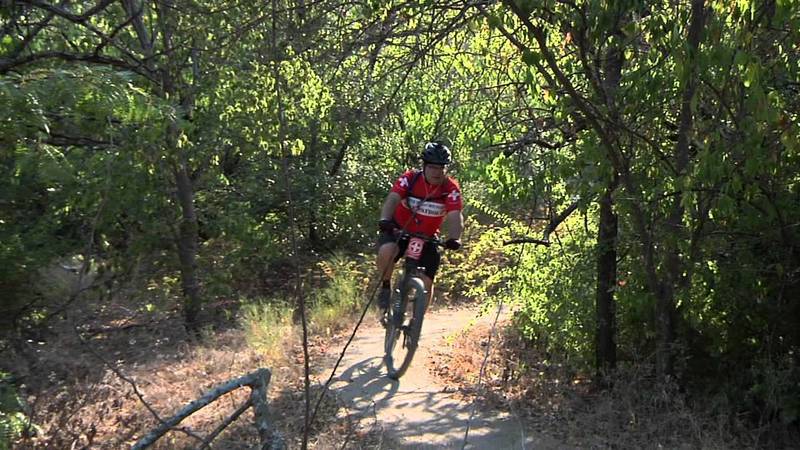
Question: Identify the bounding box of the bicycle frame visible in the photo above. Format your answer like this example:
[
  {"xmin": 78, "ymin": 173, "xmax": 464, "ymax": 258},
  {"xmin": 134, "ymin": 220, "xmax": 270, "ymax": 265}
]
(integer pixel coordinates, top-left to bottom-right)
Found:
[{"xmin": 384, "ymin": 231, "xmax": 441, "ymax": 379}]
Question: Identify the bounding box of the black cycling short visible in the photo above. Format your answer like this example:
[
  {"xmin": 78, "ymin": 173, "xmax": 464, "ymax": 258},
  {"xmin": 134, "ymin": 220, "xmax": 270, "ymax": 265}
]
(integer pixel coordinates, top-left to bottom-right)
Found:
[{"xmin": 377, "ymin": 231, "xmax": 441, "ymax": 280}]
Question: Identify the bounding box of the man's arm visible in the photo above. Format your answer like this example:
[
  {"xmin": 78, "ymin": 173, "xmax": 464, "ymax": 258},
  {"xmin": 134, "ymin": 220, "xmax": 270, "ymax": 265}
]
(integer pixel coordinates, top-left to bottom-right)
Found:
[
  {"xmin": 444, "ymin": 210, "xmax": 464, "ymax": 240},
  {"xmin": 380, "ymin": 192, "xmax": 402, "ymax": 221}
]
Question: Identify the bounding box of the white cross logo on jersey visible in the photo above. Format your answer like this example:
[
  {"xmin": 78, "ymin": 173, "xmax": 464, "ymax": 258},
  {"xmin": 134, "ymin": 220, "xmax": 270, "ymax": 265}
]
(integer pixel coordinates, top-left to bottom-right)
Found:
[
  {"xmin": 399, "ymin": 177, "xmax": 409, "ymax": 189},
  {"xmin": 448, "ymin": 191, "xmax": 460, "ymax": 202}
]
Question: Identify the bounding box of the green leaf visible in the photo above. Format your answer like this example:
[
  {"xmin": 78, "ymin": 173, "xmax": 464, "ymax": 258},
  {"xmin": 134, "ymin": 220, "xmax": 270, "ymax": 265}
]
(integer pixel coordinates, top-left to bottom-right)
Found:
[
  {"xmin": 486, "ymin": 13, "xmax": 501, "ymax": 29},
  {"xmin": 743, "ymin": 62, "xmax": 759, "ymax": 88},
  {"xmin": 522, "ymin": 50, "xmax": 540, "ymax": 66}
]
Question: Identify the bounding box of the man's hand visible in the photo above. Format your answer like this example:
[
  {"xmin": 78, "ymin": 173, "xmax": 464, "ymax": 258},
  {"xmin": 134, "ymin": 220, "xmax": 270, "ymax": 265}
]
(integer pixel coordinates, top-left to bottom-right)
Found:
[
  {"xmin": 444, "ymin": 238, "xmax": 462, "ymax": 250},
  {"xmin": 378, "ymin": 219, "xmax": 397, "ymax": 233}
]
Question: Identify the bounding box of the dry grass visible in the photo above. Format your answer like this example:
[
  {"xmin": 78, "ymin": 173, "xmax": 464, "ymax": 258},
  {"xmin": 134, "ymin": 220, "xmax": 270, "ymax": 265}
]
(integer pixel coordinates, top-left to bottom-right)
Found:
[
  {"xmin": 426, "ymin": 319, "xmax": 793, "ymax": 450},
  {"xmin": 11, "ymin": 260, "xmax": 793, "ymax": 449},
  {"xmin": 0, "ymin": 251, "xmax": 389, "ymax": 449},
  {"xmin": 2, "ymin": 292, "xmax": 371, "ymax": 449}
]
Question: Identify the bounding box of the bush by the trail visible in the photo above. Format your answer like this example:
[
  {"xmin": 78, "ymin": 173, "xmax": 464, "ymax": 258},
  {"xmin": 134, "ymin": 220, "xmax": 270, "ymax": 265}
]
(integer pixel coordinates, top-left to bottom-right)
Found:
[
  {"xmin": 241, "ymin": 300, "xmax": 296, "ymax": 362},
  {"xmin": 308, "ymin": 254, "xmax": 368, "ymax": 336},
  {"xmin": 0, "ymin": 372, "xmax": 30, "ymax": 449}
]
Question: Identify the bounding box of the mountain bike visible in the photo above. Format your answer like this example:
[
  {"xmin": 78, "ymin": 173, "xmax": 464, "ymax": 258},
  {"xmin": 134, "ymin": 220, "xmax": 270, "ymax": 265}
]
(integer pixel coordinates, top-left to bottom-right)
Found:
[{"xmin": 383, "ymin": 231, "xmax": 443, "ymax": 380}]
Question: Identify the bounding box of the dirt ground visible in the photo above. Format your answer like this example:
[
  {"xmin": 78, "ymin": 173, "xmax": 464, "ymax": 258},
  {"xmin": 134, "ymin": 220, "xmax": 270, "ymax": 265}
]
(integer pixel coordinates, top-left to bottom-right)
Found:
[
  {"xmin": 4, "ymin": 292, "xmax": 786, "ymax": 449},
  {"xmin": 318, "ymin": 304, "xmax": 570, "ymax": 449}
]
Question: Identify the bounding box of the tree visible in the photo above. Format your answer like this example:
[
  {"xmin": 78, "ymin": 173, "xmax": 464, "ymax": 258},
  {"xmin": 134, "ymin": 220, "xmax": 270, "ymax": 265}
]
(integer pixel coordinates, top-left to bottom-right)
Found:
[{"xmin": 1, "ymin": 0, "xmax": 281, "ymax": 330}]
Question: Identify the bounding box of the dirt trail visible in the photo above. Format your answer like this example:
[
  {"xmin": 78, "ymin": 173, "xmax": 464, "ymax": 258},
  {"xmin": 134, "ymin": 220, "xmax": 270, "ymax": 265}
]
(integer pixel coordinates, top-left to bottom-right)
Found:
[{"xmin": 323, "ymin": 305, "xmax": 565, "ymax": 449}]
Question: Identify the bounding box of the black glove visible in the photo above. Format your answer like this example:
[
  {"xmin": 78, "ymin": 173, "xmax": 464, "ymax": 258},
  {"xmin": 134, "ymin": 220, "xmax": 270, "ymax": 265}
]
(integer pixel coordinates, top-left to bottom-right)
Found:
[
  {"xmin": 378, "ymin": 219, "xmax": 397, "ymax": 233},
  {"xmin": 444, "ymin": 238, "xmax": 462, "ymax": 250}
]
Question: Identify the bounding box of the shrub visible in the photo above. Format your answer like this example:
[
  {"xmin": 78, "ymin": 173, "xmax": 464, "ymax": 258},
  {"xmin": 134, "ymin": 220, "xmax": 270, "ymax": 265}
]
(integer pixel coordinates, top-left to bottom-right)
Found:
[
  {"xmin": 240, "ymin": 300, "xmax": 295, "ymax": 362},
  {"xmin": 308, "ymin": 254, "xmax": 366, "ymax": 335},
  {"xmin": 0, "ymin": 372, "xmax": 29, "ymax": 449}
]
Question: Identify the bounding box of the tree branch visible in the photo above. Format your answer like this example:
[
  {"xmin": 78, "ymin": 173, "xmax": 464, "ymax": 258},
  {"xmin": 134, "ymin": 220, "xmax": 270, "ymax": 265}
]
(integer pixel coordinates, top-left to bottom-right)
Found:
[
  {"xmin": 503, "ymin": 237, "xmax": 551, "ymax": 246},
  {"xmin": 473, "ymin": 3, "xmax": 557, "ymax": 89},
  {"xmin": 0, "ymin": 51, "xmax": 153, "ymax": 79},
  {"xmin": 132, "ymin": 369, "xmax": 273, "ymax": 450},
  {"xmin": 21, "ymin": 0, "xmax": 146, "ymax": 67},
  {"xmin": 75, "ymin": 326, "xmax": 205, "ymax": 445},
  {"xmin": 198, "ymin": 399, "xmax": 252, "ymax": 449}
]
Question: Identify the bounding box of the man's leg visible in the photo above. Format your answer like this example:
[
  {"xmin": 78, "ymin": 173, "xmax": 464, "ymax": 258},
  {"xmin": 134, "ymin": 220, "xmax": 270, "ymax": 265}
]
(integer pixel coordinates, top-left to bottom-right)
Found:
[
  {"xmin": 376, "ymin": 242, "xmax": 399, "ymax": 311},
  {"xmin": 377, "ymin": 242, "xmax": 399, "ymax": 283},
  {"xmin": 420, "ymin": 274, "xmax": 434, "ymax": 311},
  {"xmin": 419, "ymin": 242, "xmax": 440, "ymax": 310}
]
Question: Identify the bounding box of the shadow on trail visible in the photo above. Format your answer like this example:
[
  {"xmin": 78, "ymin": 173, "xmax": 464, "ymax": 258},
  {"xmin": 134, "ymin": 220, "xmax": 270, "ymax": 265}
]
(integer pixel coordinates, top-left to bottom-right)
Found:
[
  {"xmin": 332, "ymin": 355, "xmax": 537, "ymax": 449},
  {"xmin": 336, "ymin": 356, "xmax": 397, "ymax": 405}
]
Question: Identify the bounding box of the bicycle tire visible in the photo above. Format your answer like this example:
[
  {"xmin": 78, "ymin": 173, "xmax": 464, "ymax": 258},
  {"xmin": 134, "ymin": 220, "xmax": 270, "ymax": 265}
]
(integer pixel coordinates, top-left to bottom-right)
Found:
[{"xmin": 384, "ymin": 276, "xmax": 427, "ymax": 380}]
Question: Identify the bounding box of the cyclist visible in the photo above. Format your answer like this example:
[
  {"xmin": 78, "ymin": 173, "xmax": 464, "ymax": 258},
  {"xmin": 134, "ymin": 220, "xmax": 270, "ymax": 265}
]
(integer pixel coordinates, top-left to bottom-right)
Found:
[{"xmin": 376, "ymin": 141, "xmax": 464, "ymax": 320}]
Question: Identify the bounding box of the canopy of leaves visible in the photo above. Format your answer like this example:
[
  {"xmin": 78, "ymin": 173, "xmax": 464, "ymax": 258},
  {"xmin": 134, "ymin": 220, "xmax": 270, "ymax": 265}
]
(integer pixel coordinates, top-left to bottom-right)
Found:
[{"xmin": 1, "ymin": 0, "xmax": 799, "ymax": 439}]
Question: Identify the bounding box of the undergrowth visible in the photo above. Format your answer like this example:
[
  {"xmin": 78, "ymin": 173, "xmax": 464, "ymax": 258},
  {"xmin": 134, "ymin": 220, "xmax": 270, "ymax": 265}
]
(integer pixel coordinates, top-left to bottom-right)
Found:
[
  {"xmin": 240, "ymin": 300, "xmax": 296, "ymax": 362},
  {"xmin": 240, "ymin": 253, "xmax": 370, "ymax": 357},
  {"xmin": 2, "ymin": 251, "xmax": 380, "ymax": 449},
  {"xmin": 307, "ymin": 254, "xmax": 368, "ymax": 336},
  {"xmin": 0, "ymin": 372, "xmax": 29, "ymax": 450},
  {"xmin": 429, "ymin": 321, "xmax": 800, "ymax": 449}
]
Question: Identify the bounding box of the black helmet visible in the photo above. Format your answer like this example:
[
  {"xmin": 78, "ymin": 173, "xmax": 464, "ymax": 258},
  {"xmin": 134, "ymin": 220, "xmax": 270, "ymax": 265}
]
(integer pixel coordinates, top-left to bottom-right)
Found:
[{"xmin": 422, "ymin": 142, "xmax": 452, "ymax": 165}]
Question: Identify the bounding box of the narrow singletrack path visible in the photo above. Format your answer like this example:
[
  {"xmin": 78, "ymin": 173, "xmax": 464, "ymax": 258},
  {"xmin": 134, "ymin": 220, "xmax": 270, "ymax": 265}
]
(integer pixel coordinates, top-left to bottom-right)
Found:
[{"xmin": 324, "ymin": 305, "xmax": 566, "ymax": 449}]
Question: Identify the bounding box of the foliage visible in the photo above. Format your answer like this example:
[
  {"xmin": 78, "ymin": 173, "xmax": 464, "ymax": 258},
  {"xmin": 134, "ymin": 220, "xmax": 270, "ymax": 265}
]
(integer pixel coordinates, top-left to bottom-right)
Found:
[
  {"xmin": 0, "ymin": 67, "xmax": 170, "ymax": 320},
  {"xmin": 240, "ymin": 254, "xmax": 368, "ymax": 360},
  {"xmin": 0, "ymin": 372, "xmax": 29, "ymax": 449},
  {"xmin": 240, "ymin": 300, "xmax": 295, "ymax": 362},
  {"xmin": 1, "ymin": 0, "xmax": 799, "ymax": 440},
  {"xmin": 436, "ymin": 199, "xmax": 517, "ymax": 305},
  {"xmin": 308, "ymin": 254, "xmax": 369, "ymax": 335},
  {"xmin": 510, "ymin": 210, "xmax": 597, "ymax": 367},
  {"xmin": 481, "ymin": 0, "xmax": 800, "ymax": 425}
]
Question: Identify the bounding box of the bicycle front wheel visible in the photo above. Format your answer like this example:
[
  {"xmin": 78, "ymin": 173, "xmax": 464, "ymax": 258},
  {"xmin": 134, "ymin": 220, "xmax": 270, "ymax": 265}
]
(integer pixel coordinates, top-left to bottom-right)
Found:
[{"xmin": 384, "ymin": 276, "xmax": 427, "ymax": 380}]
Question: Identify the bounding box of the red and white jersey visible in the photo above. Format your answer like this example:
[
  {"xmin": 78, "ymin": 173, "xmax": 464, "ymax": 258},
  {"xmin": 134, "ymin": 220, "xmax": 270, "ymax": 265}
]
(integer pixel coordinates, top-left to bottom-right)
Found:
[{"xmin": 390, "ymin": 170, "xmax": 463, "ymax": 236}]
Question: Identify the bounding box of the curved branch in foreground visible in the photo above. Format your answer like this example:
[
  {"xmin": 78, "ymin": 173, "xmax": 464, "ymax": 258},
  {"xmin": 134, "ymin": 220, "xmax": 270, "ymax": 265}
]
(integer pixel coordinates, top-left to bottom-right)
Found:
[{"xmin": 132, "ymin": 368, "xmax": 283, "ymax": 450}]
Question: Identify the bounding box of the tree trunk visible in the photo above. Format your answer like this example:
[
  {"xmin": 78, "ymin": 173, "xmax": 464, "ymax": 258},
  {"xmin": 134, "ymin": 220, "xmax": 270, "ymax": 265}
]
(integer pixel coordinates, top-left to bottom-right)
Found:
[
  {"xmin": 173, "ymin": 152, "xmax": 202, "ymax": 331},
  {"xmin": 306, "ymin": 121, "xmax": 322, "ymax": 249},
  {"xmin": 157, "ymin": 0, "xmax": 202, "ymax": 332},
  {"xmin": 595, "ymin": 182, "xmax": 618, "ymax": 374},
  {"xmin": 593, "ymin": 16, "xmax": 624, "ymax": 376},
  {"xmin": 656, "ymin": 0, "xmax": 706, "ymax": 377}
]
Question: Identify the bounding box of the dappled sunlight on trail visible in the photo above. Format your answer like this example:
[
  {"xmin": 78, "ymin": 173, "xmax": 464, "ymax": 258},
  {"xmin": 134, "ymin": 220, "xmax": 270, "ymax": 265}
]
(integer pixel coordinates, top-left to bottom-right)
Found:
[{"xmin": 321, "ymin": 306, "xmax": 570, "ymax": 449}]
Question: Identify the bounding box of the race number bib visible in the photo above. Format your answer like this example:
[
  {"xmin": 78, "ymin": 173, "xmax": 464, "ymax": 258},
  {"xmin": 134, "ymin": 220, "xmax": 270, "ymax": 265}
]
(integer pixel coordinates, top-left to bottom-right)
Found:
[{"xmin": 405, "ymin": 237, "xmax": 425, "ymax": 260}]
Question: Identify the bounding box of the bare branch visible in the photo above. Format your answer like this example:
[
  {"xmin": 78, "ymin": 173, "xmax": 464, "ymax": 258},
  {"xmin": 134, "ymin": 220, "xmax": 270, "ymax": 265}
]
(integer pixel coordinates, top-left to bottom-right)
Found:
[
  {"xmin": 132, "ymin": 369, "xmax": 273, "ymax": 449},
  {"xmin": 21, "ymin": 0, "xmax": 146, "ymax": 67},
  {"xmin": 6, "ymin": 9, "xmax": 56, "ymax": 61},
  {"xmin": 21, "ymin": 0, "xmax": 117, "ymax": 22},
  {"xmin": 503, "ymin": 237, "xmax": 551, "ymax": 246},
  {"xmin": 0, "ymin": 51, "xmax": 154, "ymax": 79},
  {"xmin": 74, "ymin": 326, "xmax": 205, "ymax": 444},
  {"xmin": 43, "ymin": 131, "xmax": 111, "ymax": 148},
  {"xmin": 544, "ymin": 198, "xmax": 581, "ymax": 237},
  {"xmin": 198, "ymin": 399, "xmax": 253, "ymax": 449}
]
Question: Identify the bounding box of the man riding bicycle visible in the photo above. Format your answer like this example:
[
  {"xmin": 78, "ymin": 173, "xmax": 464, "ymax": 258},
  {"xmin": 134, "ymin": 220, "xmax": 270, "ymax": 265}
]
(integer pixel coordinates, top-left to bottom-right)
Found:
[{"xmin": 376, "ymin": 141, "xmax": 464, "ymax": 320}]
